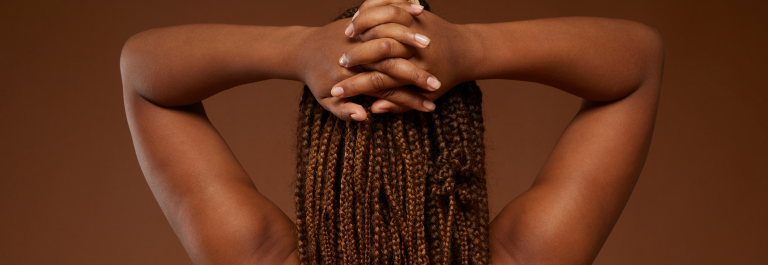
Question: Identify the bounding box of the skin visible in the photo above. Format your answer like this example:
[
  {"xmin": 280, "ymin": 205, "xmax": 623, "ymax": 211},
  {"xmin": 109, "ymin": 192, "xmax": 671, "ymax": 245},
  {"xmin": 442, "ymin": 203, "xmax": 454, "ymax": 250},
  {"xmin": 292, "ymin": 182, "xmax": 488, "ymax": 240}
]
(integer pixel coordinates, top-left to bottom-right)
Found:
[{"xmin": 121, "ymin": 0, "xmax": 664, "ymax": 264}]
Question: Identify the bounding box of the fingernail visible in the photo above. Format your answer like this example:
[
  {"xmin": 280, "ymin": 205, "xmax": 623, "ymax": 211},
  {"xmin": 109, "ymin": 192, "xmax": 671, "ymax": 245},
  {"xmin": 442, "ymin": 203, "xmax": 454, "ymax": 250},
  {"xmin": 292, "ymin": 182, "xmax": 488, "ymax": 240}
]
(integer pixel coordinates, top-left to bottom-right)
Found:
[
  {"xmin": 352, "ymin": 10, "xmax": 359, "ymax": 20},
  {"xmin": 423, "ymin": 100, "xmax": 436, "ymax": 111},
  {"xmin": 351, "ymin": 113, "xmax": 366, "ymax": 121},
  {"xmin": 372, "ymin": 107, "xmax": 388, "ymax": 114},
  {"xmin": 414, "ymin": 34, "xmax": 430, "ymax": 47},
  {"xmin": 331, "ymin": 86, "xmax": 344, "ymax": 97},
  {"xmin": 376, "ymin": 101, "xmax": 395, "ymax": 113},
  {"xmin": 411, "ymin": 4, "xmax": 424, "ymax": 12},
  {"xmin": 339, "ymin": 54, "xmax": 348, "ymax": 67},
  {"xmin": 345, "ymin": 23, "xmax": 354, "ymax": 37},
  {"xmin": 427, "ymin": 77, "xmax": 441, "ymax": 91}
]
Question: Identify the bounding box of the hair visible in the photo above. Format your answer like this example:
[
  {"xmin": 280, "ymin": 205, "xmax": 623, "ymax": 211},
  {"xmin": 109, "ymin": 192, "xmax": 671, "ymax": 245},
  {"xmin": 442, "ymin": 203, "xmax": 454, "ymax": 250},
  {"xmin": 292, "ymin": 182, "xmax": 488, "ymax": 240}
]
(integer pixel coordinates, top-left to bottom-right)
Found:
[{"xmin": 293, "ymin": 2, "xmax": 490, "ymax": 264}]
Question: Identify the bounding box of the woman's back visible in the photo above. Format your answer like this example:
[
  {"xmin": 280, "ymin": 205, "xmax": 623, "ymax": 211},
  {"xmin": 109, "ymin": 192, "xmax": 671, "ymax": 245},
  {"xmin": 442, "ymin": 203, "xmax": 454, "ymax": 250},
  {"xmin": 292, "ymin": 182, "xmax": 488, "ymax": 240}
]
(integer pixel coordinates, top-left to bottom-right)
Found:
[{"xmin": 121, "ymin": 0, "xmax": 663, "ymax": 264}]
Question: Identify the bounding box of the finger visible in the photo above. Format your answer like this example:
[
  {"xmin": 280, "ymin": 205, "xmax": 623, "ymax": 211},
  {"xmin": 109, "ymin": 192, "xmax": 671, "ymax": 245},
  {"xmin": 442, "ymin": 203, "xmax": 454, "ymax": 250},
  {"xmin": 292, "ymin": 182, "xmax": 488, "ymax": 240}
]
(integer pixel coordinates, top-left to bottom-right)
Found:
[
  {"xmin": 340, "ymin": 38, "xmax": 415, "ymax": 68},
  {"xmin": 346, "ymin": 5, "xmax": 415, "ymax": 38},
  {"xmin": 358, "ymin": 23, "xmax": 431, "ymax": 48},
  {"xmin": 331, "ymin": 71, "xmax": 436, "ymax": 112},
  {"xmin": 356, "ymin": 0, "xmax": 424, "ymax": 18},
  {"xmin": 360, "ymin": 58, "xmax": 442, "ymax": 91},
  {"xmin": 318, "ymin": 97, "xmax": 368, "ymax": 121},
  {"xmin": 372, "ymin": 98, "xmax": 414, "ymax": 113}
]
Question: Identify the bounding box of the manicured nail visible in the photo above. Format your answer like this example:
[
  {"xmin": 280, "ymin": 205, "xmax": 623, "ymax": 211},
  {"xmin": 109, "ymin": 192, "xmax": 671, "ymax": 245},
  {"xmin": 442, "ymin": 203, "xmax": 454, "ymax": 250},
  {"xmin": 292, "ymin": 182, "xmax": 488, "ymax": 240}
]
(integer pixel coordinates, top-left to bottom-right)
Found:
[
  {"xmin": 414, "ymin": 34, "xmax": 430, "ymax": 47},
  {"xmin": 345, "ymin": 23, "xmax": 354, "ymax": 37},
  {"xmin": 423, "ymin": 100, "xmax": 436, "ymax": 111},
  {"xmin": 411, "ymin": 4, "xmax": 424, "ymax": 12},
  {"xmin": 339, "ymin": 55, "xmax": 348, "ymax": 67},
  {"xmin": 331, "ymin": 86, "xmax": 344, "ymax": 97},
  {"xmin": 372, "ymin": 107, "xmax": 388, "ymax": 114},
  {"xmin": 351, "ymin": 113, "xmax": 366, "ymax": 121},
  {"xmin": 427, "ymin": 77, "xmax": 441, "ymax": 91},
  {"xmin": 352, "ymin": 10, "xmax": 359, "ymax": 20},
  {"xmin": 376, "ymin": 101, "xmax": 395, "ymax": 113}
]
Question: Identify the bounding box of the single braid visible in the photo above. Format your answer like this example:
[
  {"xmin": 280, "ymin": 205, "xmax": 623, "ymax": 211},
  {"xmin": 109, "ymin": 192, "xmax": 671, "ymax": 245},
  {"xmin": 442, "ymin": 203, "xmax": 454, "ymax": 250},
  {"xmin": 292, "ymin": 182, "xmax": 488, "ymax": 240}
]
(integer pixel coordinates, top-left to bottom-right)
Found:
[
  {"xmin": 304, "ymin": 99, "xmax": 325, "ymax": 264},
  {"xmin": 352, "ymin": 112, "xmax": 370, "ymax": 264},
  {"xmin": 406, "ymin": 113, "xmax": 428, "ymax": 265},
  {"xmin": 398, "ymin": 113, "xmax": 417, "ymax": 263},
  {"xmin": 313, "ymin": 112, "xmax": 335, "ymax": 264},
  {"xmin": 295, "ymin": 89, "xmax": 314, "ymax": 265},
  {"xmin": 340, "ymin": 121, "xmax": 358, "ymax": 265},
  {"xmin": 384, "ymin": 115, "xmax": 405, "ymax": 265},
  {"xmin": 370, "ymin": 115, "xmax": 386, "ymax": 265},
  {"xmin": 321, "ymin": 118, "xmax": 342, "ymax": 265}
]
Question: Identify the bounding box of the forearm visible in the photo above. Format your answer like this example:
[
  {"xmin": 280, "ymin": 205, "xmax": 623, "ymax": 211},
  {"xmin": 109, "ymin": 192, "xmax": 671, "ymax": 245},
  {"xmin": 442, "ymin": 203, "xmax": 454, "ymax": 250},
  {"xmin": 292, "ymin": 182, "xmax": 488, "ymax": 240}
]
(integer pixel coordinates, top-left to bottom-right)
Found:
[
  {"xmin": 120, "ymin": 24, "xmax": 310, "ymax": 106},
  {"xmin": 463, "ymin": 17, "xmax": 662, "ymax": 101}
]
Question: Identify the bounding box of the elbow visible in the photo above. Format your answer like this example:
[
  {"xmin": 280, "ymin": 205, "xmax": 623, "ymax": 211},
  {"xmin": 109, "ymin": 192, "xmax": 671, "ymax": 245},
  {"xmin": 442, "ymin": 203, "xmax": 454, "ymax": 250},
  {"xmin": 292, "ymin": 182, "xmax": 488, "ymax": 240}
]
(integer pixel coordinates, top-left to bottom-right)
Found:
[
  {"xmin": 572, "ymin": 20, "xmax": 664, "ymax": 102},
  {"xmin": 120, "ymin": 29, "xmax": 171, "ymax": 105},
  {"xmin": 606, "ymin": 22, "xmax": 665, "ymax": 101},
  {"xmin": 636, "ymin": 23, "xmax": 665, "ymax": 91},
  {"xmin": 120, "ymin": 31, "xmax": 152, "ymax": 100}
]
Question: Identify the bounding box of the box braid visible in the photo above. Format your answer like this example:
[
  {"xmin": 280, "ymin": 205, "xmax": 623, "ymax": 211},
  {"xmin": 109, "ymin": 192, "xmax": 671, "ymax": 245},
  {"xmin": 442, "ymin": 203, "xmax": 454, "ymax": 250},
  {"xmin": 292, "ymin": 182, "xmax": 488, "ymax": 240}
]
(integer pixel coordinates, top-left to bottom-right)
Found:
[{"xmin": 293, "ymin": 1, "xmax": 489, "ymax": 264}]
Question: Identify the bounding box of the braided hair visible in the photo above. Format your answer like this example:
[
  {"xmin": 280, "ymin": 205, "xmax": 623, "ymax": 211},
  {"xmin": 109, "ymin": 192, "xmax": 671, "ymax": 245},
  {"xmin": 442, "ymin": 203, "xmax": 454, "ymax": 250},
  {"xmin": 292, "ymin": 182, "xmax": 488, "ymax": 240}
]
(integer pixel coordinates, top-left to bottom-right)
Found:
[{"xmin": 294, "ymin": 2, "xmax": 490, "ymax": 264}]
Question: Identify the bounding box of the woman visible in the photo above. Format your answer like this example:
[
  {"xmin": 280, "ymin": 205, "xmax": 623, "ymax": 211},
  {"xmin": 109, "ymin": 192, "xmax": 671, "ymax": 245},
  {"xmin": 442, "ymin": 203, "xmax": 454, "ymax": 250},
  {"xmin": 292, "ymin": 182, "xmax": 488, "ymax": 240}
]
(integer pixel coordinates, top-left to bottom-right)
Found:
[{"xmin": 121, "ymin": 0, "xmax": 663, "ymax": 264}]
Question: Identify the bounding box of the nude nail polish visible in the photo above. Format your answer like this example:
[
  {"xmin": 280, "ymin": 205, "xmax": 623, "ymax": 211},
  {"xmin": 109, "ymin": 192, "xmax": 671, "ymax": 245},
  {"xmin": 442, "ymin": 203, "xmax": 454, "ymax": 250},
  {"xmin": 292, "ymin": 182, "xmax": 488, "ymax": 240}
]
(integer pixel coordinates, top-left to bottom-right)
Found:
[
  {"xmin": 331, "ymin": 86, "xmax": 344, "ymax": 97},
  {"xmin": 411, "ymin": 4, "xmax": 424, "ymax": 12},
  {"xmin": 415, "ymin": 34, "xmax": 431, "ymax": 47},
  {"xmin": 339, "ymin": 55, "xmax": 347, "ymax": 67},
  {"xmin": 423, "ymin": 100, "xmax": 436, "ymax": 111},
  {"xmin": 427, "ymin": 77, "xmax": 441, "ymax": 91},
  {"xmin": 345, "ymin": 23, "xmax": 354, "ymax": 37}
]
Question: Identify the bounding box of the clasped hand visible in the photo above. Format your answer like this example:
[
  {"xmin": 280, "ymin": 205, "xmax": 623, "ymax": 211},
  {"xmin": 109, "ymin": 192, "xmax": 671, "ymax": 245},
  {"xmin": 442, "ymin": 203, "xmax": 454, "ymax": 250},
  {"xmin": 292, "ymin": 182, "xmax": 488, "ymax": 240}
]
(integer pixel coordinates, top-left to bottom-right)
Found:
[{"xmin": 296, "ymin": 0, "xmax": 472, "ymax": 121}]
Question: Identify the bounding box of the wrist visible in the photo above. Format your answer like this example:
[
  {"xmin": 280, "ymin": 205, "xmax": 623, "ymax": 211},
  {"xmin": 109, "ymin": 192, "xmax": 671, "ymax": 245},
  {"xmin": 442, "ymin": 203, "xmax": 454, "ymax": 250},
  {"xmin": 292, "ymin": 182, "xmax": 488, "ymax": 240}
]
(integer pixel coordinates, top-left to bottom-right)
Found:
[
  {"xmin": 265, "ymin": 26, "xmax": 314, "ymax": 82},
  {"xmin": 453, "ymin": 23, "xmax": 487, "ymax": 82}
]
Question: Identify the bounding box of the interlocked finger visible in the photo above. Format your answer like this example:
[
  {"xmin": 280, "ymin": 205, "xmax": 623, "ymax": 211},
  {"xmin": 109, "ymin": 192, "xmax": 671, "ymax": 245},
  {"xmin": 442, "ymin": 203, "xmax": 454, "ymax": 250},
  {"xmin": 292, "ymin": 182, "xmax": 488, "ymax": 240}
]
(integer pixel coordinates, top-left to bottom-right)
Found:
[
  {"xmin": 346, "ymin": 5, "xmax": 416, "ymax": 38},
  {"xmin": 330, "ymin": 71, "xmax": 435, "ymax": 112},
  {"xmin": 356, "ymin": 0, "xmax": 424, "ymax": 20},
  {"xmin": 361, "ymin": 58, "xmax": 441, "ymax": 92},
  {"xmin": 317, "ymin": 96, "xmax": 368, "ymax": 121},
  {"xmin": 357, "ymin": 23, "xmax": 430, "ymax": 49},
  {"xmin": 372, "ymin": 98, "xmax": 413, "ymax": 113},
  {"xmin": 340, "ymin": 38, "xmax": 415, "ymax": 68}
]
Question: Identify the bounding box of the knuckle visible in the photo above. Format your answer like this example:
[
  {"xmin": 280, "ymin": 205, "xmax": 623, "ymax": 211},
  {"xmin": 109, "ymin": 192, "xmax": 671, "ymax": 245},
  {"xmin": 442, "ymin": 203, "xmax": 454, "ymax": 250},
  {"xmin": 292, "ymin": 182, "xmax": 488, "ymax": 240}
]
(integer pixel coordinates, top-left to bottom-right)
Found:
[
  {"xmin": 378, "ymin": 58, "xmax": 397, "ymax": 72},
  {"xmin": 377, "ymin": 40, "xmax": 394, "ymax": 55},
  {"xmin": 369, "ymin": 72, "xmax": 387, "ymax": 91},
  {"xmin": 378, "ymin": 88, "xmax": 396, "ymax": 99},
  {"xmin": 385, "ymin": 5, "xmax": 404, "ymax": 19},
  {"xmin": 411, "ymin": 69, "xmax": 426, "ymax": 83}
]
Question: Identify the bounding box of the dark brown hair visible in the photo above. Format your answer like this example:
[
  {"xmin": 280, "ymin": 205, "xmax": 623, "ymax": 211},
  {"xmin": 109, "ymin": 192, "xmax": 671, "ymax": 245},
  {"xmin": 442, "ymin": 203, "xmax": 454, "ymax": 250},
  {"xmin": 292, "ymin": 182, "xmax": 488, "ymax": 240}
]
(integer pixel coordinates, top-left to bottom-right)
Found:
[{"xmin": 294, "ymin": 2, "xmax": 490, "ymax": 264}]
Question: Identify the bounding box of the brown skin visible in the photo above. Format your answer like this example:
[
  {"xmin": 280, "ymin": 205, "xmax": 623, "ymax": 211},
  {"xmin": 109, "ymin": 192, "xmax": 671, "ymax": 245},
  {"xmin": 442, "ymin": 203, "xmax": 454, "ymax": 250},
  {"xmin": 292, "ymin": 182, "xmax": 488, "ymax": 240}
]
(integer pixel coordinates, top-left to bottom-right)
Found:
[{"xmin": 121, "ymin": 0, "xmax": 663, "ymax": 264}]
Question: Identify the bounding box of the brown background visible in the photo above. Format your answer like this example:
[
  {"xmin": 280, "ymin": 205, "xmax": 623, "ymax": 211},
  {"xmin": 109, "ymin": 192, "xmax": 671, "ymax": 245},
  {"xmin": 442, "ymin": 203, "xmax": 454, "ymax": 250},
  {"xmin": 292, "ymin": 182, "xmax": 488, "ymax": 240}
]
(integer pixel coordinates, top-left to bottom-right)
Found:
[{"xmin": 1, "ymin": 0, "xmax": 766, "ymax": 264}]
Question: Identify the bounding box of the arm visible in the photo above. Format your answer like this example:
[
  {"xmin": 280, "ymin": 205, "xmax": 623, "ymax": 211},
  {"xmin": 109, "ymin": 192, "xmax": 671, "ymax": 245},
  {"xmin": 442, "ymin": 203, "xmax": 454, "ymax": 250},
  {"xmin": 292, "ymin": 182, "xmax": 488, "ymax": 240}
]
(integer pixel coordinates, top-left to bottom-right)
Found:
[
  {"xmin": 121, "ymin": 24, "xmax": 306, "ymax": 265},
  {"xmin": 121, "ymin": 24, "xmax": 306, "ymax": 106},
  {"xmin": 122, "ymin": 14, "xmax": 431, "ymax": 264},
  {"xmin": 467, "ymin": 18, "xmax": 664, "ymax": 264}
]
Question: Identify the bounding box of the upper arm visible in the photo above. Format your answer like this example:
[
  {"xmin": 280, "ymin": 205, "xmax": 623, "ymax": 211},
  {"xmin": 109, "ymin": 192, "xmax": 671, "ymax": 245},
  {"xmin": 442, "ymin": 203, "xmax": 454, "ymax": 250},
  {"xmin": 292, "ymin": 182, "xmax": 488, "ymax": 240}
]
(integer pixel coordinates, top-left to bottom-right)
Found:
[
  {"xmin": 489, "ymin": 25, "xmax": 663, "ymax": 265},
  {"xmin": 122, "ymin": 72, "xmax": 297, "ymax": 265}
]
